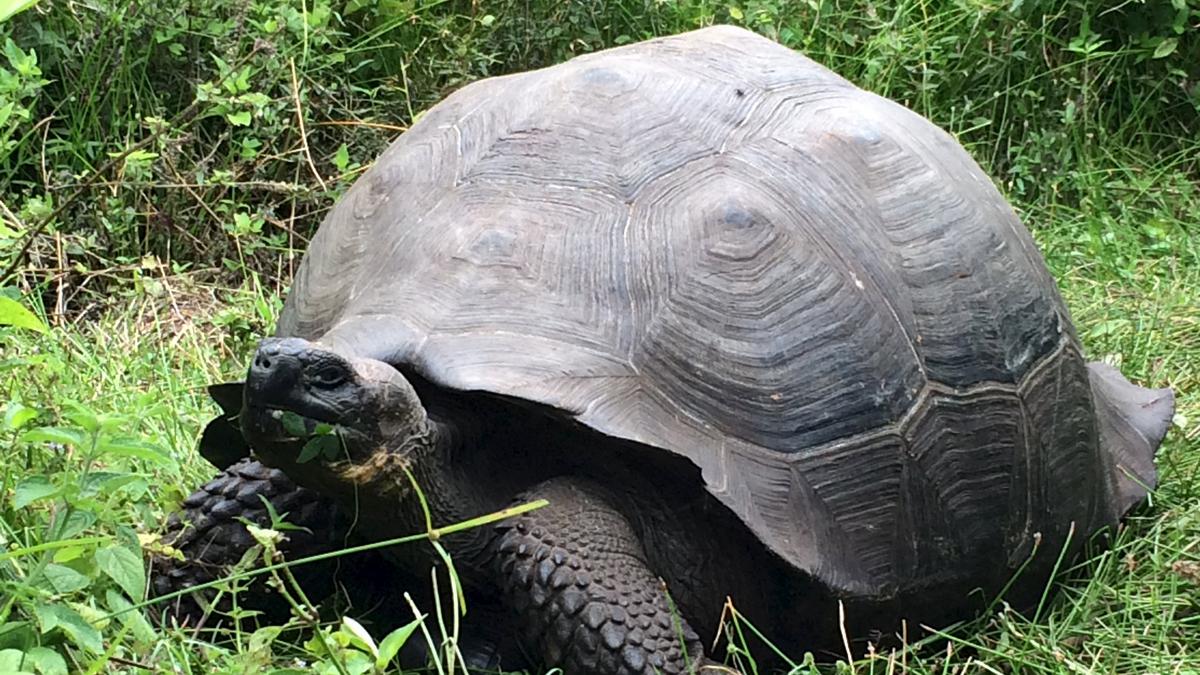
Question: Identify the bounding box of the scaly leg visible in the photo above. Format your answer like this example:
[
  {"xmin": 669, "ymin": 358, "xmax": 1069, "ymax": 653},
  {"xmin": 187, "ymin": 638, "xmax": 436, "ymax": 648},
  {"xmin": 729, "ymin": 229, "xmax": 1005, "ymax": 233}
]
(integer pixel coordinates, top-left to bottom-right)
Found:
[{"xmin": 491, "ymin": 477, "xmax": 729, "ymax": 674}]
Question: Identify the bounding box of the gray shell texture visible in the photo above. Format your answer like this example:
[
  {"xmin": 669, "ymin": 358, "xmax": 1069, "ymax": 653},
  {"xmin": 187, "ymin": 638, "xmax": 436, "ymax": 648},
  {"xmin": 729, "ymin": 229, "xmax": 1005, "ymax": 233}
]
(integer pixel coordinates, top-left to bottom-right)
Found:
[{"xmin": 276, "ymin": 26, "xmax": 1171, "ymax": 597}]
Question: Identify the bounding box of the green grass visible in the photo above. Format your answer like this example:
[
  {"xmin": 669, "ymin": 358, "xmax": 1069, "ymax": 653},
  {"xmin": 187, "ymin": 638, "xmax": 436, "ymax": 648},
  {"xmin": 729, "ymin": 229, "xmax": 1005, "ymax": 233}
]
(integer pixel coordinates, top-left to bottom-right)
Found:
[{"xmin": 1, "ymin": 0, "xmax": 1198, "ymax": 672}]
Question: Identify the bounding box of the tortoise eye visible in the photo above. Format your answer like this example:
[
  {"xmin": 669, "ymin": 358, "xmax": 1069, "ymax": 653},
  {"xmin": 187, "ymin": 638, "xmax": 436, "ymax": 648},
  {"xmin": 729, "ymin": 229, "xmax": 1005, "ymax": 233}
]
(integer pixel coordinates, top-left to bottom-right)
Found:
[{"xmin": 310, "ymin": 366, "xmax": 347, "ymax": 388}]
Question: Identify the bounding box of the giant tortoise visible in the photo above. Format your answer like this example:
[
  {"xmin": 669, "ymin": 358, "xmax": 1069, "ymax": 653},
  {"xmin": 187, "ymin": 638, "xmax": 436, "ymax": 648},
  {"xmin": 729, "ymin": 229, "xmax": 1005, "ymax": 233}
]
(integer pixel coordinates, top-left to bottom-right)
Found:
[{"xmin": 151, "ymin": 25, "xmax": 1175, "ymax": 673}]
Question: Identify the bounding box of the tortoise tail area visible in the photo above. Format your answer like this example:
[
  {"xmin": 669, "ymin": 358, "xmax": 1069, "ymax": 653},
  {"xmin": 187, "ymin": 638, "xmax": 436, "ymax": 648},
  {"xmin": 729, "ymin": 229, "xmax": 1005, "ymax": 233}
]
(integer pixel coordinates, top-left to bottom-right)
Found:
[{"xmin": 1087, "ymin": 361, "xmax": 1174, "ymax": 518}]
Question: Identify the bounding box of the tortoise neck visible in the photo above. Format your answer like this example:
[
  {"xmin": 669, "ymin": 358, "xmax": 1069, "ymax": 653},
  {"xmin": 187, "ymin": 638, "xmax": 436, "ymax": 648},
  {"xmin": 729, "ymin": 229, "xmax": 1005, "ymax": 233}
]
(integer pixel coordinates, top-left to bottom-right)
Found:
[
  {"xmin": 398, "ymin": 417, "xmax": 510, "ymax": 573},
  {"xmin": 408, "ymin": 418, "xmax": 496, "ymax": 520}
]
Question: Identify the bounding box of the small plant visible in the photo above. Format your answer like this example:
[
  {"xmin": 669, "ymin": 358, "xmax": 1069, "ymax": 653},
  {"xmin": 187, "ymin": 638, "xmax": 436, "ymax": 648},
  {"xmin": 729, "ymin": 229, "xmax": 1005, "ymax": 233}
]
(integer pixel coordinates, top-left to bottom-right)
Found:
[{"xmin": 1, "ymin": 402, "xmax": 170, "ymax": 671}]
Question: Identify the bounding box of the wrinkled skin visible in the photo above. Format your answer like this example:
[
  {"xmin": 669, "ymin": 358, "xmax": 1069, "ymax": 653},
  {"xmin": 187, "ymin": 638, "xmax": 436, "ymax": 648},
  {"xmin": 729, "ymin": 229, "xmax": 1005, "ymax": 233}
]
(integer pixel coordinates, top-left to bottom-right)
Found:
[{"xmin": 236, "ymin": 337, "xmax": 778, "ymax": 674}]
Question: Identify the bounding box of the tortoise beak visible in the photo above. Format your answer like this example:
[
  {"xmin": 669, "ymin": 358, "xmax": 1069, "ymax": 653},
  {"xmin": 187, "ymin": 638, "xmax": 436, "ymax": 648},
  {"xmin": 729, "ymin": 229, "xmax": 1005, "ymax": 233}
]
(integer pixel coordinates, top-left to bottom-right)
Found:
[
  {"xmin": 242, "ymin": 337, "xmax": 363, "ymax": 428},
  {"xmin": 196, "ymin": 382, "xmax": 250, "ymax": 470},
  {"xmin": 207, "ymin": 382, "xmax": 245, "ymax": 416},
  {"xmin": 246, "ymin": 338, "xmax": 307, "ymax": 408}
]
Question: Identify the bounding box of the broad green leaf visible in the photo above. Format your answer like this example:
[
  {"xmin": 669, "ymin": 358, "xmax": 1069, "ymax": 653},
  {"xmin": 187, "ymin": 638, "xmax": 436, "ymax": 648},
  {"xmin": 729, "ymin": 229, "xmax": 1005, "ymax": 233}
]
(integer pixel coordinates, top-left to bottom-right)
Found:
[
  {"xmin": 246, "ymin": 523, "xmax": 283, "ymax": 547},
  {"xmin": 280, "ymin": 411, "xmax": 308, "ymax": 436},
  {"xmin": 52, "ymin": 545, "xmax": 87, "ymax": 563},
  {"xmin": 40, "ymin": 564, "xmax": 91, "ymax": 594},
  {"xmin": 295, "ymin": 438, "xmax": 323, "ymax": 464},
  {"xmin": 3, "ymin": 402, "xmax": 37, "ymax": 430},
  {"xmin": 249, "ymin": 625, "xmax": 283, "ymax": 655},
  {"xmin": 94, "ymin": 545, "xmax": 145, "ymax": 600},
  {"xmin": 332, "ymin": 144, "xmax": 350, "ymax": 171},
  {"xmin": 112, "ymin": 475, "xmax": 150, "ymax": 501},
  {"xmin": 23, "ymin": 647, "xmax": 67, "ymax": 675},
  {"xmin": 304, "ymin": 630, "xmax": 333, "ymax": 658},
  {"xmin": 13, "ymin": 476, "xmax": 58, "ymax": 508},
  {"xmin": 70, "ymin": 602, "xmax": 110, "ymax": 632},
  {"xmin": 104, "ymin": 590, "xmax": 156, "ymax": 644},
  {"xmin": 95, "ymin": 473, "xmax": 141, "ymax": 493},
  {"xmin": 115, "ymin": 524, "xmax": 141, "ymax": 552},
  {"xmin": 20, "ymin": 426, "xmax": 86, "ymax": 448},
  {"xmin": 0, "ymin": 295, "xmax": 47, "ymax": 333},
  {"xmin": 297, "ymin": 434, "xmax": 338, "ymax": 463},
  {"xmin": 1153, "ymin": 38, "xmax": 1178, "ymax": 59},
  {"xmin": 226, "ymin": 110, "xmax": 252, "ymax": 126},
  {"xmin": 33, "ymin": 604, "xmax": 102, "ymax": 654},
  {"xmin": 0, "ymin": 621, "xmax": 36, "ymax": 650},
  {"xmin": 56, "ymin": 510, "xmax": 97, "ymax": 539},
  {"xmin": 0, "ymin": 0, "xmax": 39, "ymax": 24},
  {"xmin": 241, "ymin": 92, "xmax": 270, "ymax": 107},
  {"xmin": 343, "ymin": 651, "xmax": 373, "ymax": 675},
  {"xmin": 375, "ymin": 616, "xmax": 423, "ymax": 670},
  {"xmin": 323, "ymin": 438, "xmax": 342, "ymax": 461},
  {"xmin": 80, "ymin": 471, "xmax": 121, "ymax": 495},
  {"xmin": 0, "ymin": 648, "xmax": 33, "ymax": 673},
  {"xmin": 340, "ymin": 616, "xmax": 377, "ymax": 657},
  {"xmin": 62, "ymin": 408, "xmax": 100, "ymax": 434}
]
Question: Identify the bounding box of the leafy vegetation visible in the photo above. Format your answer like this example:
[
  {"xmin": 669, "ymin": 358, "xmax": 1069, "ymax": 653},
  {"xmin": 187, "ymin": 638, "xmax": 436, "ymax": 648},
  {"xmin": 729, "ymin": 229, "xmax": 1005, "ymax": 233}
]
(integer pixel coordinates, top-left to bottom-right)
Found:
[{"xmin": 0, "ymin": 0, "xmax": 1197, "ymax": 672}]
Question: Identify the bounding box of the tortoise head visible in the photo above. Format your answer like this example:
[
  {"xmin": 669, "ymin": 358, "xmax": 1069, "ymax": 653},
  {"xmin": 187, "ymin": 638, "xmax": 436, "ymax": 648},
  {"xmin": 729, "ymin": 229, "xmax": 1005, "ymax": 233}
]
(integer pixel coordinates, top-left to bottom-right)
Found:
[{"xmin": 239, "ymin": 337, "xmax": 431, "ymax": 492}]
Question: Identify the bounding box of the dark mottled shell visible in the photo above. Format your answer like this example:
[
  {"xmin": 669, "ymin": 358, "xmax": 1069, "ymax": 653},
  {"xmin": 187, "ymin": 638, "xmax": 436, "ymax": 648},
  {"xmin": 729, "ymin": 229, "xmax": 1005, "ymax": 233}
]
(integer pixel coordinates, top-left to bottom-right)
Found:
[{"xmin": 275, "ymin": 26, "xmax": 1165, "ymax": 596}]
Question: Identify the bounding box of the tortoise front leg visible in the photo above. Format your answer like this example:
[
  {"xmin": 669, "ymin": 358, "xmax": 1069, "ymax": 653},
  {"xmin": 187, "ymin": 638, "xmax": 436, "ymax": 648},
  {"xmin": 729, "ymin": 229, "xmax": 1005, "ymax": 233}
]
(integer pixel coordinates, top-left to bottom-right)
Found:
[
  {"xmin": 491, "ymin": 477, "xmax": 728, "ymax": 675},
  {"xmin": 153, "ymin": 460, "xmax": 528, "ymax": 672},
  {"xmin": 150, "ymin": 458, "xmax": 371, "ymax": 627}
]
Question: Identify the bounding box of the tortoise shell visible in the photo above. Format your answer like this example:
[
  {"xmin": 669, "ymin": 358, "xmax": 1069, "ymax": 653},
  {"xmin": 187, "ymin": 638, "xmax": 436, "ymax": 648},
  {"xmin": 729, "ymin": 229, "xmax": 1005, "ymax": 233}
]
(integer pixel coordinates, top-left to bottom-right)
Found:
[{"xmin": 274, "ymin": 26, "xmax": 1171, "ymax": 597}]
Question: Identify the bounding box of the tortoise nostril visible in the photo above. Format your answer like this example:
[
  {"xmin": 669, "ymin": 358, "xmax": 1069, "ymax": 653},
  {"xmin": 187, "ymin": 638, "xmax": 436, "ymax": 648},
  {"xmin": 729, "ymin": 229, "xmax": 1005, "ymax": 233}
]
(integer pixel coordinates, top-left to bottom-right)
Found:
[{"xmin": 248, "ymin": 351, "xmax": 303, "ymax": 405}]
